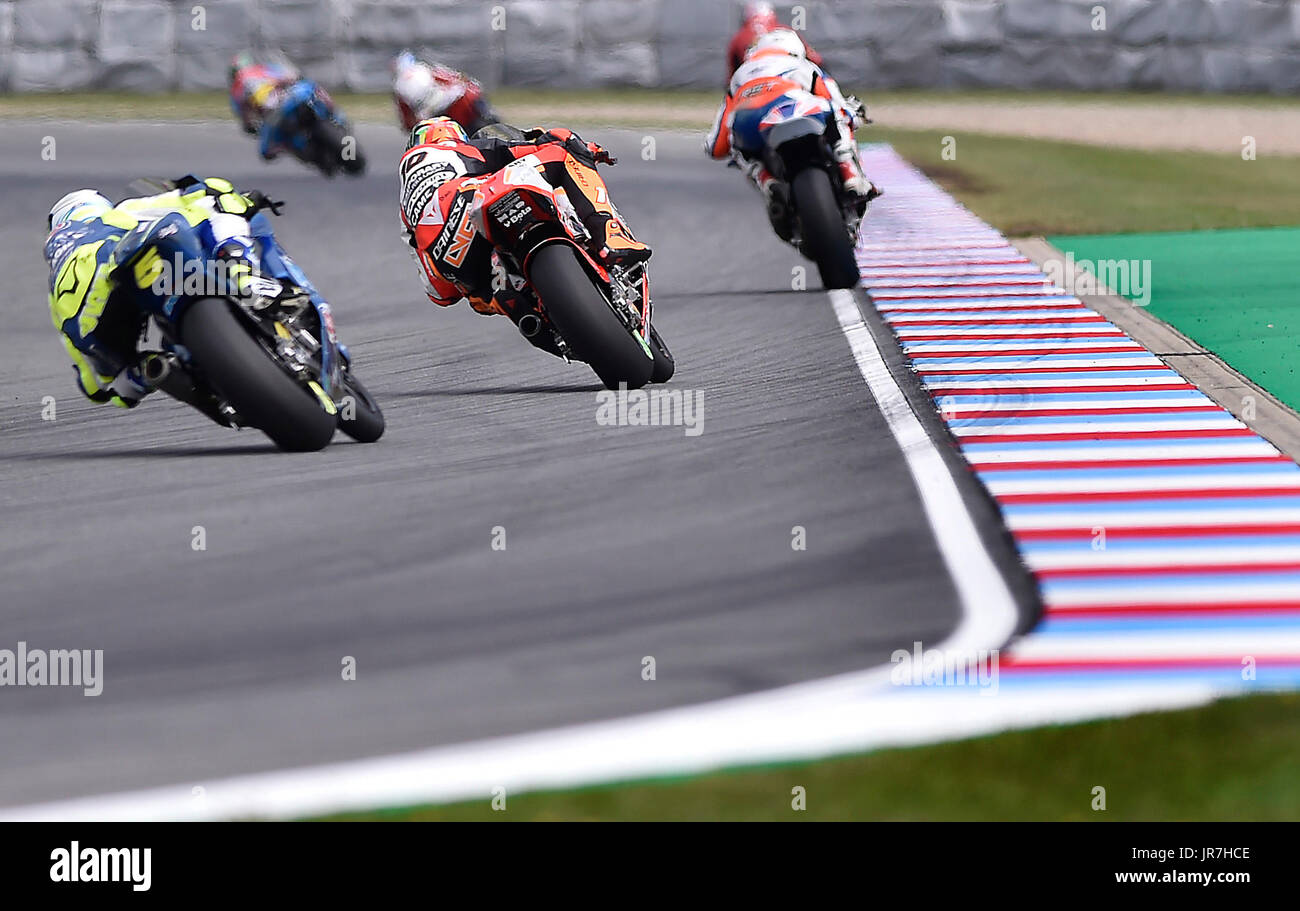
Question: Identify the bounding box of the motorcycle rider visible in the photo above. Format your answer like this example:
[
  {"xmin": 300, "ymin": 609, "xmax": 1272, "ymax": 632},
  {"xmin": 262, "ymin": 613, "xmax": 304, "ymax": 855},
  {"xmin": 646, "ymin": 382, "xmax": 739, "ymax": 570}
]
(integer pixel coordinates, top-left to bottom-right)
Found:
[
  {"xmin": 726, "ymin": 1, "xmax": 822, "ymax": 79},
  {"xmin": 706, "ymin": 28, "xmax": 879, "ymax": 238},
  {"xmin": 392, "ymin": 51, "xmax": 500, "ymax": 135},
  {"xmin": 228, "ymin": 50, "xmax": 323, "ymax": 162},
  {"xmin": 398, "ymin": 116, "xmax": 648, "ymax": 358},
  {"xmin": 43, "ymin": 177, "xmax": 291, "ymax": 419}
]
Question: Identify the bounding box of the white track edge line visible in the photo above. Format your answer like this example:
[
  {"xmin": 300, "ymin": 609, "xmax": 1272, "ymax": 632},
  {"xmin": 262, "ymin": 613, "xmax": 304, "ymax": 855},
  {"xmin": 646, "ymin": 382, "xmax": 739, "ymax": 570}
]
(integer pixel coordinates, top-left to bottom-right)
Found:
[
  {"xmin": 827, "ymin": 288, "xmax": 1020, "ymax": 655},
  {"xmin": 0, "ymin": 290, "xmax": 1024, "ymax": 821}
]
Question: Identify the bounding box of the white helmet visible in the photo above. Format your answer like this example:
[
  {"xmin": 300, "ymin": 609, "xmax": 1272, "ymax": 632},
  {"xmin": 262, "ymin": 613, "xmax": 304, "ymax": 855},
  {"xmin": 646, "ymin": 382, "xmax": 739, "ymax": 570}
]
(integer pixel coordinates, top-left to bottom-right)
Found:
[
  {"xmin": 394, "ymin": 57, "xmax": 436, "ymax": 109},
  {"xmin": 48, "ymin": 189, "xmax": 111, "ymax": 231},
  {"xmin": 749, "ymin": 27, "xmax": 806, "ymax": 60}
]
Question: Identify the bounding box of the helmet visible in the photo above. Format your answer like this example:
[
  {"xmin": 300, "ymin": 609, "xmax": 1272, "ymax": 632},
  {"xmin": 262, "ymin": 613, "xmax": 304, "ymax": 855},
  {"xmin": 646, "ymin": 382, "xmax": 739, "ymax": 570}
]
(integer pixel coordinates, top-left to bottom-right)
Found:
[
  {"xmin": 228, "ymin": 50, "xmax": 255, "ymax": 86},
  {"xmin": 394, "ymin": 58, "xmax": 437, "ymax": 107},
  {"xmin": 406, "ymin": 116, "xmax": 467, "ymax": 151},
  {"xmin": 743, "ymin": 2, "xmax": 778, "ymax": 28},
  {"xmin": 749, "ymin": 27, "xmax": 806, "ymax": 60},
  {"xmin": 392, "ymin": 50, "xmax": 419, "ymax": 77},
  {"xmin": 48, "ymin": 189, "xmax": 111, "ymax": 231}
]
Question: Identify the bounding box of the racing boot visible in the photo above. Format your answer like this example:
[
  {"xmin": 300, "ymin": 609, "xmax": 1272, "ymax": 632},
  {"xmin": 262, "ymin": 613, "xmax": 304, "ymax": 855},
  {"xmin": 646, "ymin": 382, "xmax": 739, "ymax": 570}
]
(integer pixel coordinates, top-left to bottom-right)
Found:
[
  {"xmin": 591, "ymin": 213, "xmax": 651, "ymax": 269},
  {"xmin": 832, "ymin": 136, "xmax": 882, "ymax": 216},
  {"xmin": 746, "ymin": 160, "xmax": 794, "ymax": 243},
  {"xmin": 559, "ymin": 158, "xmax": 651, "ymax": 269}
]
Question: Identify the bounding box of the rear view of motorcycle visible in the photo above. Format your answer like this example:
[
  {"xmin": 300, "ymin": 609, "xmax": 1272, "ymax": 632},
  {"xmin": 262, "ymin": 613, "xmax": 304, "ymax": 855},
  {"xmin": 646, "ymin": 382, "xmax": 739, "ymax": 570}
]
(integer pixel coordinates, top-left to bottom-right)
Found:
[
  {"xmin": 116, "ymin": 181, "xmax": 383, "ymax": 451},
  {"xmin": 228, "ymin": 51, "xmax": 367, "ymax": 178},
  {"xmin": 744, "ymin": 92, "xmax": 865, "ymax": 289},
  {"xmin": 420, "ymin": 138, "xmax": 674, "ymax": 391},
  {"xmin": 278, "ymin": 81, "xmax": 368, "ymax": 178}
]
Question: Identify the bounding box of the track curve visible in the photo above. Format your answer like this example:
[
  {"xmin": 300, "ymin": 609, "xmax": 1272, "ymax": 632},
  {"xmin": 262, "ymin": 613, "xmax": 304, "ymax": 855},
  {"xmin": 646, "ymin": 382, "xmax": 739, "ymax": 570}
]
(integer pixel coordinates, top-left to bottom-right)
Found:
[{"xmin": 1, "ymin": 121, "xmax": 967, "ymax": 806}]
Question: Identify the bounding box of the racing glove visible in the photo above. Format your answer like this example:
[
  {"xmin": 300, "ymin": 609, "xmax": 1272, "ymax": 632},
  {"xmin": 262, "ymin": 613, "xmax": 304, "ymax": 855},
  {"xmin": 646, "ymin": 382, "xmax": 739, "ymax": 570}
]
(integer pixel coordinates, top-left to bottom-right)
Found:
[
  {"xmin": 171, "ymin": 175, "xmax": 267, "ymax": 218},
  {"xmin": 526, "ymin": 128, "xmax": 617, "ymax": 166},
  {"xmin": 587, "ymin": 142, "xmax": 617, "ymax": 165},
  {"xmin": 246, "ymin": 190, "xmax": 286, "ymax": 216},
  {"xmin": 843, "ymin": 95, "xmax": 870, "ymax": 130}
]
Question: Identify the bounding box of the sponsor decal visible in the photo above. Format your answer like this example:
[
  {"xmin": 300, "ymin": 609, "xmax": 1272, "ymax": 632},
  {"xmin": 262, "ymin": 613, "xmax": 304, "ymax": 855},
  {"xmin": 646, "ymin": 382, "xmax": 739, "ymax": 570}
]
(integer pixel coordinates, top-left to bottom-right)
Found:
[
  {"xmin": 488, "ymin": 192, "xmax": 531, "ymax": 230},
  {"xmin": 399, "ymin": 149, "xmax": 427, "ymax": 177},
  {"xmin": 443, "ymin": 212, "xmax": 478, "ymax": 268},
  {"xmin": 429, "ymin": 192, "xmax": 470, "ymax": 265},
  {"xmin": 401, "ymin": 161, "xmax": 460, "ymax": 227}
]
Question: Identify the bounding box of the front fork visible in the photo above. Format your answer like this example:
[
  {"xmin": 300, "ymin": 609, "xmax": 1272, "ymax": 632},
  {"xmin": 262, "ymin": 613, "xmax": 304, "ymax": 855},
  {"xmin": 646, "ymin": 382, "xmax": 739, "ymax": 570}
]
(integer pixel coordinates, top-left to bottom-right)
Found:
[{"xmin": 605, "ymin": 260, "xmax": 655, "ymax": 361}]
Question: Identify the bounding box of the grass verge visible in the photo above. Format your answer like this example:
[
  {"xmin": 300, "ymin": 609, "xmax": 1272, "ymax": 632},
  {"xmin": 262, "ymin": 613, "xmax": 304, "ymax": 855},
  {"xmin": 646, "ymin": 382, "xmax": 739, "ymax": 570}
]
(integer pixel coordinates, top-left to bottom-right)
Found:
[
  {"xmin": 319, "ymin": 692, "xmax": 1300, "ymax": 821},
  {"xmin": 869, "ymin": 127, "xmax": 1300, "ymax": 235}
]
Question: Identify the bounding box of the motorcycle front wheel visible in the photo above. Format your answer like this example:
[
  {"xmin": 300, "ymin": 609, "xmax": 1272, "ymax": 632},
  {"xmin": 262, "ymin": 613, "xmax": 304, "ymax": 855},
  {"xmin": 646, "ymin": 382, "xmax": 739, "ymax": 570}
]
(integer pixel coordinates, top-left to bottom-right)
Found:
[{"xmin": 337, "ymin": 370, "xmax": 385, "ymax": 443}]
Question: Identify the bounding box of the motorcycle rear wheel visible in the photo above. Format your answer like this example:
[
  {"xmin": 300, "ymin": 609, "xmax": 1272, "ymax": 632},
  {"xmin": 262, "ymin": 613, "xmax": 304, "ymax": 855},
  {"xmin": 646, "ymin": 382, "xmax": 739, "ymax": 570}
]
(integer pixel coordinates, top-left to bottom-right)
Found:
[
  {"xmin": 528, "ymin": 244, "xmax": 654, "ymax": 391},
  {"xmin": 792, "ymin": 168, "xmax": 860, "ymax": 290},
  {"xmin": 313, "ymin": 120, "xmax": 366, "ymax": 176},
  {"xmin": 180, "ymin": 297, "xmax": 336, "ymax": 452}
]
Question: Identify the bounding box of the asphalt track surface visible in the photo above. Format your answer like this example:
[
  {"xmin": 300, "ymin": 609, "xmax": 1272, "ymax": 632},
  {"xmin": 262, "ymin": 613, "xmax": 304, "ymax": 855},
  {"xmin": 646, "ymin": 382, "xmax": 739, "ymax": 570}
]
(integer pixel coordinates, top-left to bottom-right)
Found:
[{"xmin": 2, "ymin": 120, "xmax": 975, "ymax": 807}]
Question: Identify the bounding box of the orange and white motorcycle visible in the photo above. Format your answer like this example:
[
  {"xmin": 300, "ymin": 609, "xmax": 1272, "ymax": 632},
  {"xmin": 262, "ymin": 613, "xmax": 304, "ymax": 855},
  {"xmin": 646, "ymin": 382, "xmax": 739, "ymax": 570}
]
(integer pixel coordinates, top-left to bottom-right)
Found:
[{"xmin": 414, "ymin": 127, "xmax": 674, "ymax": 390}]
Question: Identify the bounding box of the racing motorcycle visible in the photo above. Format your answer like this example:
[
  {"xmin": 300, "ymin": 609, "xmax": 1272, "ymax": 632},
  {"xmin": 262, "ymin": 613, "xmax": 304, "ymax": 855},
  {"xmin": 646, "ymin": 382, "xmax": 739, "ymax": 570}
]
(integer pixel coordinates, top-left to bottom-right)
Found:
[
  {"xmin": 733, "ymin": 90, "xmax": 864, "ymax": 289},
  {"xmin": 427, "ymin": 128, "xmax": 673, "ymax": 390},
  {"xmin": 115, "ymin": 178, "xmax": 384, "ymax": 451},
  {"xmin": 392, "ymin": 51, "xmax": 501, "ymax": 137},
  {"xmin": 271, "ymin": 80, "xmax": 367, "ymax": 177}
]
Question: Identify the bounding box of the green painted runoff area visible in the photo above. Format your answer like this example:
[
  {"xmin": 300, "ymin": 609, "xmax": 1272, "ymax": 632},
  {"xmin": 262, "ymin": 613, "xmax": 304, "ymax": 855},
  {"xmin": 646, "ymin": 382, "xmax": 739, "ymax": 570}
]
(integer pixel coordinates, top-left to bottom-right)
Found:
[{"xmin": 1051, "ymin": 227, "xmax": 1300, "ymax": 411}]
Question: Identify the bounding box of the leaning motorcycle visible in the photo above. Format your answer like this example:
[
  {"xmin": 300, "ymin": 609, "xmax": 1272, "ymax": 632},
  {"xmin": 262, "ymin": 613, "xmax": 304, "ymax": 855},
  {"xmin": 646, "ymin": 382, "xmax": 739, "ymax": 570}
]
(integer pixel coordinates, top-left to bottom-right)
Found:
[
  {"xmin": 275, "ymin": 80, "xmax": 367, "ymax": 177},
  {"xmin": 733, "ymin": 89, "xmax": 862, "ymax": 289},
  {"xmin": 114, "ymin": 179, "xmax": 384, "ymax": 451},
  {"xmin": 423, "ymin": 137, "xmax": 673, "ymax": 390}
]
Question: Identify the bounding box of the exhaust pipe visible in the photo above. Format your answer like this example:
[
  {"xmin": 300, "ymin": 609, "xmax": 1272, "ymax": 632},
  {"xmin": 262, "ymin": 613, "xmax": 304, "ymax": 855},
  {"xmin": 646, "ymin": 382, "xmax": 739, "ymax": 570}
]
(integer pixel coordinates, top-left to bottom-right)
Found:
[
  {"xmin": 517, "ymin": 313, "xmax": 543, "ymax": 339},
  {"xmin": 140, "ymin": 353, "xmax": 178, "ymax": 388}
]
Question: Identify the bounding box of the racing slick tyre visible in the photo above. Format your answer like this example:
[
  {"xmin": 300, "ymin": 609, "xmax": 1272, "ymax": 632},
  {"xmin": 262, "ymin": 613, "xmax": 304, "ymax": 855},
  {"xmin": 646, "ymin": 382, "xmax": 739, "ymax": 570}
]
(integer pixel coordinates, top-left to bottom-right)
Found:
[
  {"xmin": 792, "ymin": 167, "xmax": 860, "ymax": 290},
  {"xmin": 528, "ymin": 244, "xmax": 654, "ymax": 391},
  {"xmin": 314, "ymin": 120, "xmax": 366, "ymax": 176},
  {"xmin": 179, "ymin": 297, "xmax": 336, "ymax": 452}
]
